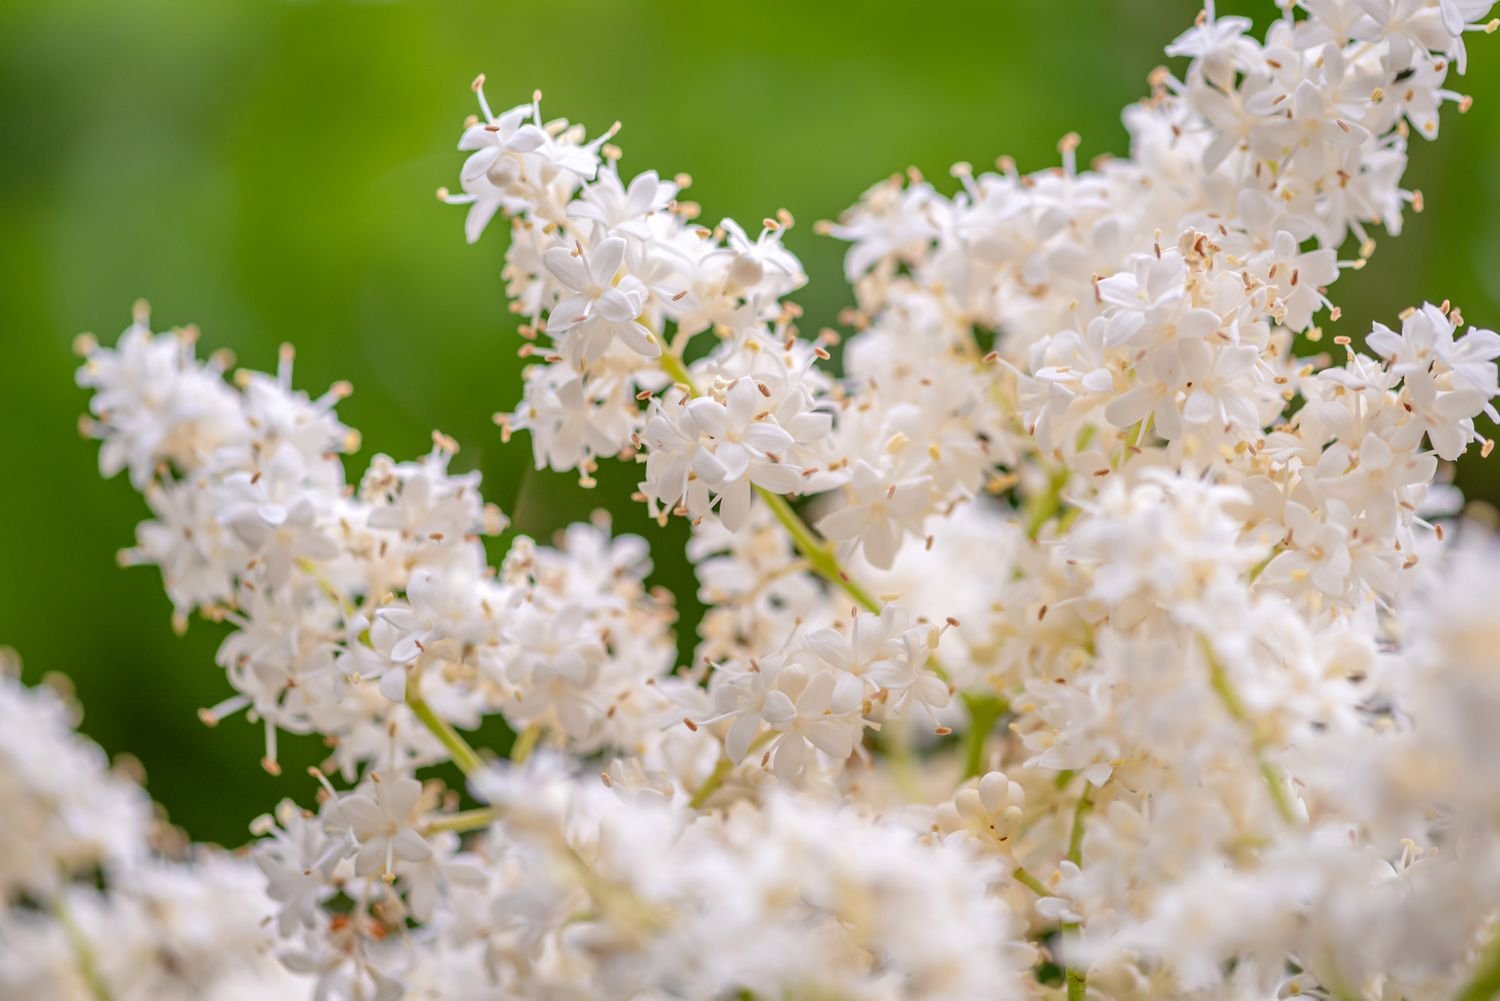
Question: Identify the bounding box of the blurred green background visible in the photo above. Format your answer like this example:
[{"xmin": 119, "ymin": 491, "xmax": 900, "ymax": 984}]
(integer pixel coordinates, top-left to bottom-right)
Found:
[{"xmin": 5, "ymin": 0, "xmax": 1500, "ymax": 845}]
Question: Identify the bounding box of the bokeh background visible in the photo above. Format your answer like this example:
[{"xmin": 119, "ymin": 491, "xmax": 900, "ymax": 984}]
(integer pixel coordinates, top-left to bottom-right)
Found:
[{"xmin": 5, "ymin": 0, "xmax": 1500, "ymax": 845}]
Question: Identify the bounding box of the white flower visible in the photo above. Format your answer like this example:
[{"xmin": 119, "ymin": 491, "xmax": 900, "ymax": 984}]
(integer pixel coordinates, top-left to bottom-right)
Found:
[
  {"xmin": 453, "ymin": 90, "xmax": 546, "ymax": 243},
  {"xmin": 802, "ymin": 605, "xmax": 950, "ymax": 716},
  {"xmin": 568, "ymin": 167, "xmax": 676, "ymax": 235},
  {"xmin": 252, "ymin": 800, "xmax": 342, "ymax": 936},
  {"xmin": 75, "ymin": 316, "xmax": 242, "ymax": 488},
  {"xmin": 0, "ymin": 666, "xmax": 153, "ymax": 900},
  {"xmin": 817, "ymin": 459, "xmax": 933, "ymax": 569},
  {"xmin": 333, "ymin": 777, "xmax": 431, "ymax": 877},
  {"xmin": 504, "ymin": 602, "xmax": 606, "ymax": 739},
  {"xmin": 512, "ymin": 366, "xmax": 633, "ymax": 472},
  {"xmin": 761, "ymin": 666, "xmax": 865, "ymax": 780},
  {"xmin": 700, "ymin": 660, "xmax": 783, "ymax": 764},
  {"xmin": 218, "ymin": 444, "xmax": 340, "ymax": 589},
  {"xmin": 376, "ymin": 557, "xmax": 491, "ymax": 667},
  {"xmin": 642, "ymin": 379, "xmax": 804, "ymax": 530},
  {"xmin": 458, "ymin": 102, "xmax": 546, "ymax": 189},
  {"xmin": 543, "ymin": 236, "xmax": 660, "ymax": 366}
]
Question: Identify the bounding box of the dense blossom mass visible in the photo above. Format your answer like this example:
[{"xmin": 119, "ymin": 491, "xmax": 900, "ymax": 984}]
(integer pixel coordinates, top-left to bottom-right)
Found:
[{"xmin": 10, "ymin": 0, "xmax": 1500, "ymax": 997}]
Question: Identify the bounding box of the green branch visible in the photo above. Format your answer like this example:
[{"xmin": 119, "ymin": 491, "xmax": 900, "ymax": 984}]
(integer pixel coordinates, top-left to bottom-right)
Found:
[
  {"xmin": 961, "ymin": 694, "xmax": 1007, "ymax": 779},
  {"xmin": 1200, "ymin": 636, "xmax": 1297, "ymax": 826},
  {"xmin": 656, "ymin": 349, "xmax": 698, "ymax": 394},
  {"xmin": 689, "ymin": 730, "xmax": 776, "ymax": 809},
  {"xmin": 54, "ymin": 892, "xmax": 111, "ymax": 1001},
  {"xmin": 407, "ymin": 674, "xmax": 484, "ymax": 777},
  {"xmin": 1011, "ymin": 865, "xmax": 1048, "ymax": 897},
  {"xmin": 422, "ymin": 806, "xmax": 497, "ymax": 836},
  {"xmin": 1066, "ymin": 962, "xmax": 1087, "ymax": 1001},
  {"xmin": 1067, "ymin": 784, "xmax": 1092, "ymax": 865},
  {"xmin": 756, "ymin": 487, "xmax": 882, "ymax": 613},
  {"xmin": 1024, "ymin": 466, "xmax": 1070, "ymax": 539},
  {"xmin": 509, "ymin": 722, "xmax": 542, "ymax": 764},
  {"xmin": 1054, "ymin": 782, "xmax": 1095, "ymax": 999},
  {"xmin": 688, "ymin": 755, "xmax": 734, "ymax": 810}
]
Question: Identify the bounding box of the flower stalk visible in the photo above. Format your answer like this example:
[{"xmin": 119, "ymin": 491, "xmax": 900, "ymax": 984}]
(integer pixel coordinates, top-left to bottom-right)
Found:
[{"xmin": 407, "ymin": 676, "xmax": 484, "ymax": 777}]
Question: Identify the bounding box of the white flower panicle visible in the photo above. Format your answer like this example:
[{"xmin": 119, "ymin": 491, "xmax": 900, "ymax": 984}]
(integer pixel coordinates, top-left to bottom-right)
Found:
[
  {"xmin": 0, "ymin": 652, "xmax": 152, "ymax": 904},
  {"xmin": 70, "ymin": 307, "xmax": 984, "ymax": 997},
  {"xmin": 75, "ymin": 308, "xmax": 686, "ymax": 781},
  {"xmin": 694, "ymin": 603, "xmax": 951, "ymax": 785},
  {"xmin": 32, "ymin": 1, "xmax": 1500, "ymax": 999},
  {"xmin": 446, "ymin": 81, "xmax": 821, "ymax": 504},
  {"xmin": 464, "ymin": 762, "xmax": 1033, "ymax": 1001},
  {"xmin": 0, "ymin": 658, "xmax": 295, "ymax": 999}
]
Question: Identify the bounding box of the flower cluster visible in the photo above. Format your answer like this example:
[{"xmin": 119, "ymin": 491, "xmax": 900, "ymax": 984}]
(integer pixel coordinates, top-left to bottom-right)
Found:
[
  {"xmin": 0, "ymin": 653, "xmax": 296, "ymax": 999},
  {"xmin": 74, "ymin": 306, "xmax": 689, "ymax": 779},
  {"xmin": 17, "ymin": 0, "xmax": 1500, "ymax": 999}
]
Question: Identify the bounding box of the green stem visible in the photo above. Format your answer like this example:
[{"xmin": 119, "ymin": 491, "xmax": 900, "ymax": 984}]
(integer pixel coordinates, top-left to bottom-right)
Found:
[
  {"xmin": 660, "ymin": 350, "xmax": 966, "ymax": 698},
  {"xmin": 660, "ymin": 352, "xmax": 878, "ymax": 607},
  {"xmin": 1011, "ymin": 865, "xmax": 1048, "ymax": 897},
  {"xmin": 757, "ymin": 487, "xmax": 882, "ymax": 613},
  {"xmin": 961, "ymin": 695, "xmax": 1007, "ymax": 779},
  {"xmin": 690, "ymin": 730, "xmax": 776, "ymax": 809},
  {"xmin": 657, "ymin": 349, "xmax": 698, "ymax": 393},
  {"xmin": 1057, "ymin": 784, "xmax": 1094, "ymax": 999},
  {"xmin": 759, "ymin": 485, "xmax": 962, "ymax": 685},
  {"xmin": 54, "ymin": 893, "xmax": 111, "ymax": 1001},
  {"xmin": 1066, "ymin": 962, "xmax": 1087, "ymax": 1001},
  {"xmin": 1024, "ymin": 466, "xmax": 1070, "ymax": 539},
  {"xmin": 1068, "ymin": 784, "xmax": 1092, "ymax": 865},
  {"xmin": 1454, "ymin": 934, "xmax": 1500, "ymax": 1001},
  {"xmin": 1061, "ymin": 914, "xmax": 1088, "ymax": 1000},
  {"xmin": 659, "ymin": 351, "xmax": 886, "ymax": 614},
  {"xmin": 510, "ymin": 722, "xmax": 543, "ymax": 764},
  {"xmin": 884, "ymin": 717, "xmax": 923, "ymax": 801},
  {"xmin": 1200, "ymin": 636, "xmax": 1298, "ymax": 826},
  {"xmin": 407, "ymin": 676, "xmax": 483, "ymax": 777},
  {"xmin": 1321, "ymin": 958, "xmax": 1359, "ymax": 1001},
  {"xmin": 422, "ymin": 806, "xmax": 497, "ymax": 836},
  {"xmin": 689, "ymin": 756, "xmax": 733, "ymax": 810}
]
